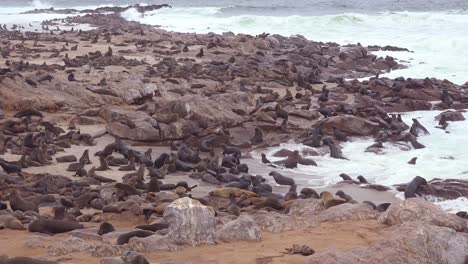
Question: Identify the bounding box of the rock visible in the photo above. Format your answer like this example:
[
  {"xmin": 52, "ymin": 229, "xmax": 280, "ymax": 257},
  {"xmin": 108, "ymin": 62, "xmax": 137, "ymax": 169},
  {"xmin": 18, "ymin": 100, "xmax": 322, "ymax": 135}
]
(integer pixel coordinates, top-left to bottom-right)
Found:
[
  {"xmin": 106, "ymin": 121, "xmax": 160, "ymax": 142},
  {"xmin": 253, "ymin": 211, "xmax": 318, "ymax": 233},
  {"xmin": 286, "ymin": 198, "xmax": 324, "ymax": 218},
  {"xmin": 417, "ymin": 179, "xmax": 468, "ymax": 199},
  {"xmin": 317, "ymin": 203, "xmax": 378, "ymax": 222},
  {"xmin": 319, "ymin": 115, "xmax": 379, "ymax": 136},
  {"xmin": 158, "ymin": 119, "xmax": 196, "ymax": 140},
  {"xmin": 109, "ymin": 77, "xmax": 157, "ymax": 104},
  {"xmin": 434, "ymin": 110, "xmax": 465, "ymax": 122},
  {"xmin": 306, "ymin": 223, "xmax": 468, "ymax": 264},
  {"xmin": 378, "ymin": 198, "xmax": 466, "ymax": 231},
  {"xmin": 163, "ymin": 197, "xmax": 216, "ymax": 246},
  {"xmin": 128, "ymin": 235, "xmax": 179, "ymax": 251},
  {"xmin": 217, "ymin": 214, "xmax": 262, "ymax": 242}
]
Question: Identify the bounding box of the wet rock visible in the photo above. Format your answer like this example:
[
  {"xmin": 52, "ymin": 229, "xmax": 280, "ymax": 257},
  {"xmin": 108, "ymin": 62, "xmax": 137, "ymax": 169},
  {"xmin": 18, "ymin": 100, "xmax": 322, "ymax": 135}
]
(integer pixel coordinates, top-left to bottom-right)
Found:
[
  {"xmin": 319, "ymin": 115, "xmax": 379, "ymax": 136},
  {"xmin": 163, "ymin": 197, "xmax": 216, "ymax": 246},
  {"xmin": 434, "ymin": 110, "xmax": 465, "ymax": 122},
  {"xmin": 417, "ymin": 179, "xmax": 468, "ymax": 199},
  {"xmin": 217, "ymin": 214, "xmax": 262, "ymax": 242},
  {"xmin": 306, "ymin": 223, "xmax": 468, "ymax": 264},
  {"xmin": 378, "ymin": 198, "xmax": 466, "ymax": 231}
]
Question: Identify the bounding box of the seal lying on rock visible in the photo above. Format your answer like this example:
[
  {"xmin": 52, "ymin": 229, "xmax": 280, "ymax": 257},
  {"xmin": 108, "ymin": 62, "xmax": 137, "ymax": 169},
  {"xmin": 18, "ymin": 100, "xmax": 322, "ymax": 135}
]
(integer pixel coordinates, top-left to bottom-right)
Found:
[
  {"xmin": 0, "ymin": 215, "xmax": 25, "ymax": 230},
  {"xmin": 320, "ymin": 191, "xmax": 346, "ymax": 209},
  {"xmin": 9, "ymin": 190, "xmax": 38, "ymax": 212},
  {"xmin": 209, "ymin": 187, "xmax": 257, "ymax": 198},
  {"xmin": 28, "ymin": 219, "xmax": 83, "ymax": 234}
]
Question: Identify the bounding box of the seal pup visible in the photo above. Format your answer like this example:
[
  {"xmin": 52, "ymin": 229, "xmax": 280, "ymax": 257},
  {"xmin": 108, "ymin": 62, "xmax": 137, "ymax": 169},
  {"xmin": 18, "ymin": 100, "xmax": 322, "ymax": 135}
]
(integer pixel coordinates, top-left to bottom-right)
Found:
[
  {"xmin": 147, "ymin": 177, "xmax": 160, "ymax": 192},
  {"xmin": 96, "ymin": 156, "xmax": 110, "ymax": 171},
  {"xmin": 79, "ymin": 149, "xmax": 91, "ymax": 164},
  {"xmin": 251, "ymin": 127, "xmax": 264, "ymax": 145},
  {"xmin": 275, "ymin": 103, "xmax": 288, "ymax": 120},
  {"xmin": 119, "ymin": 157, "xmax": 136, "ymax": 171},
  {"xmin": 28, "ymin": 219, "xmax": 83, "ymax": 234},
  {"xmin": 98, "ymin": 222, "xmax": 115, "ymax": 236},
  {"xmin": 269, "ymin": 171, "xmax": 295, "ymax": 186},
  {"xmin": 0, "ymin": 215, "xmax": 25, "ymax": 230},
  {"xmin": 320, "ymin": 191, "xmax": 346, "ymax": 209},
  {"xmin": 195, "ymin": 48, "xmax": 204, "ymax": 58}
]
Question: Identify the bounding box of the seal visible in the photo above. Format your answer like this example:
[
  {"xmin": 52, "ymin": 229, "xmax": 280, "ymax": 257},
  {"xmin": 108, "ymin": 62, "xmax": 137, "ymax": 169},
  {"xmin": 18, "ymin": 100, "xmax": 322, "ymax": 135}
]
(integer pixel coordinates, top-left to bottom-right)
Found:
[
  {"xmin": 28, "ymin": 219, "xmax": 83, "ymax": 234},
  {"xmin": 222, "ymin": 144, "xmax": 241, "ymax": 158},
  {"xmin": 409, "ymin": 118, "xmax": 430, "ymax": 137},
  {"xmin": 0, "ymin": 159, "xmax": 22, "ymax": 174},
  {"xmin": 275, "ymin": 103, "xmax": 288, "ymax": 119},
  {"xmin": 357, "ymin": 175, "xmax": 368, "ymax": 184},
  {"xmin": 154, "ymin": 153, "xmax": 170, "ymax": 169},
  {"xmin": 320, "ymin": 191, "xmax": 346, "ymax": 209},
  {"xmin": 116, "ymin": 230, "xmax": 154, "ymax": 245},
  {"xmin": 98, "ymin": 222, "xmax": 115, "ymax": 236},
  {"xmin": 335, "ymin": 190, "xmax": 354, "ymax": 202},
  {"xmin": 250, "ymin": 127, "xmax": 264, "ymax": 145},
  {"xmin": 339, "ymin": 173, "xmax": 353, "ymax": 181},
  {"xmin": 9, "ymin": 190, "xmax": 38, "ymax": 212},
  {"xmin": 0, "ymin": 215, "xmax": 25, "ymax": 230},
  {"xmin": 409, "ymin": 137, "xmax": 425, "ymax": 149},
  {"xmin": 74, "ymin": 192, "xmax": 100, "ymax": 208},
  {"xmin": 119, "ymin": 157, "xmax": 136, "ymax": 171},
  {"xmin": 376, "ymin": 203, "xmax": 391, "ymax": 212},
  {"xmin": 404, "ymin": 176, "xmax": 427, "ymax": 198},
  {"xmin": 362, "ymin": 201, "xmax": 376, "ymax": 210},
  {"xmin": 299, "ymin": 187, "xmax": 319, "ymax": 199},
  {"xmin": 96, "ymin": 156, "xmax": 110, "ymax": 171},
  {"xmin": 135, "ymin": 222, "xmax": 169, "ymax": 232},
  {"xmin": 333, "ymin": 127, "xmax": 348, "ymax": 141},
  {"xmin": 273, "ymin": 150, "xmax": 300, "ymax": 168},
  {"xmin": 285, "ymin": 184, "xmax": 298, "ymax": 201},
  {"xmin": 261, "ymin": 153, "xmax": 272, "ymax": 164},
  {"xmin": 408, "ymin": 157, "xmax": 417, "ymax": 165},
  {"xmin": 147, "ymin": 177, "xmax": 160, "ymax": 192},
  {"xmin": 209, "ymin": 187, "xmax": 257, "ymax": 198},
  {"xmin": 269, "ymin": 171, "xmax": 295, "ymax": 186},
  {"xmin": 79, "ymin": 149, "xmax": 91, "ymax": 164},
  {"xmin": 56, "ymin": 155, "xmax": 77, "ymax": 163},
  {"xmin": 328, "ymin": 142, "xmax": 348, "ymax": 160}
]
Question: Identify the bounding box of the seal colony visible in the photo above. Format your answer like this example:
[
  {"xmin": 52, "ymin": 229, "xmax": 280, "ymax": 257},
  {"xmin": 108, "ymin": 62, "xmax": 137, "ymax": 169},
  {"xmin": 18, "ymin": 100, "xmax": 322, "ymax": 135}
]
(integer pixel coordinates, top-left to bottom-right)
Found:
[{"xmin": 0, "ymin": 4, "xmax": 467, "ymax": 264}]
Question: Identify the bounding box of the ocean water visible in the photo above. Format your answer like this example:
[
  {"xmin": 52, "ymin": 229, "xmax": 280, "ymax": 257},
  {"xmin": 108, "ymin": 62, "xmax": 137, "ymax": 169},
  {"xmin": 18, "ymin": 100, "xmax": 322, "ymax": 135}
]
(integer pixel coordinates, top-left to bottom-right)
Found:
[{"xmin": 0, "ymin": 0, "xmax": 467, "ymax": 211}]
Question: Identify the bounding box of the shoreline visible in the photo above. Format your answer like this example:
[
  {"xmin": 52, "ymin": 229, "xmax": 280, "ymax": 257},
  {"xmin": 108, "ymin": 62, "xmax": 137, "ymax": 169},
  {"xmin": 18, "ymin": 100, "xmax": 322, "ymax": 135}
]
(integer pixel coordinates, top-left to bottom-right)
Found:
[{"xmin": 0, "ymin": 5, "xmax": 467, "ymax": 264}]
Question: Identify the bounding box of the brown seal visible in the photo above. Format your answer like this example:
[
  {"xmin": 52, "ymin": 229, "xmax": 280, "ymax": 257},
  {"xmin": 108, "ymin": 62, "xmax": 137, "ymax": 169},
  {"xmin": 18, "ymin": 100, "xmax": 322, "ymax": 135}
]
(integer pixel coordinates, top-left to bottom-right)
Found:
[
  {"xmin": 9, "ymin": 190, "xmax": 38, "ymax": 212},
  {"xmin": 98, "ymin": 222, "xmax": 115, "ymax": 236},
  {"xmin": 28, "ymin": 219, "xmax": 83, "ymax": 234},
  {"xmin": 0, "ymin": 215, "xmax": 25, "ymax": 230}
]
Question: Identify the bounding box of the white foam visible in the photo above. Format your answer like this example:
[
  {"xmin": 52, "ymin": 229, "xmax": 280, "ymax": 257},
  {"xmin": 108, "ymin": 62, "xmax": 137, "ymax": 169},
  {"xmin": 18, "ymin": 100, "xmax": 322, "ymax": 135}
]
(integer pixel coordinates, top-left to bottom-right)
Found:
[{"xmin": 433, "ymin": 197, "xmax": 468, "ymax": 213}]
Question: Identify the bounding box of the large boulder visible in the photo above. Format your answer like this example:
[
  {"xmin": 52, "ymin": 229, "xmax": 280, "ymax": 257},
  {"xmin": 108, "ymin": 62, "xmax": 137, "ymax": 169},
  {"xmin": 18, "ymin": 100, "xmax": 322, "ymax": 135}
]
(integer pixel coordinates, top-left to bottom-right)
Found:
[
  {"xmin": 378, "ymin": 198, "xmax": 466, "ymax": 231},
  {"xmin": 106, "ymin": 121, "xmax": 160, "ymax": 142},
  {"xmin": 163, "ymin": 197, "xmax": 216, "ymax": 246},
  {"xmin": 319, "ymin": 115, "xmax": 380, "ymax": 136},
  {"xmin": 253, "ymin": 211, "xmax": 318, "ymax": 233},
  {"xmin": 158, "ymin": 119, "xmax": 197, "ymax": 140},
  {"xmin": 286, "ymin": 198, "xmax": 324, "ymax": 218},
  {"xmin": 109, "ymin": 77, "xmax": 157, "ymax": 104},
  {"xmin": 306, "ymin": 223, "xmax": 468, "ymax": 264},
  {"xmin": 317, "ymin": 203, "xmax": 378, "ymax": 222},
  {"xmin": 217, "ymin": 214, "xmax": 262, "ymax": 242}
]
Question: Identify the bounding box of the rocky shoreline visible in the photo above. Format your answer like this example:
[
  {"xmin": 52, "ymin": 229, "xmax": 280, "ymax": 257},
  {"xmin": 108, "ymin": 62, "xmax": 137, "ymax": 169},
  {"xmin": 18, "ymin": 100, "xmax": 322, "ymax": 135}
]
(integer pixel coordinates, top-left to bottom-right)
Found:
[{"xmin": 0, "ymin": 6, "xmax": 467, "ymax": 264}]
